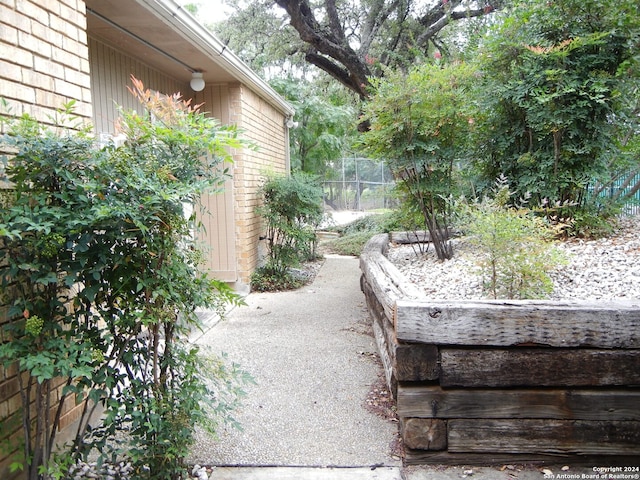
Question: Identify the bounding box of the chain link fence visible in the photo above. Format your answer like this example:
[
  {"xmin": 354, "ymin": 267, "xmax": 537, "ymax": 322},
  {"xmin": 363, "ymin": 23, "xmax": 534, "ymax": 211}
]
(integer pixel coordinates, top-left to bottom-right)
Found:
[
  {"xmin": 321, "ymin": 158, "xmax": 640, "ymax": 215},
  {"xmin": 322, "ymin": 157, "xmax": 396, "ymax": 211}
]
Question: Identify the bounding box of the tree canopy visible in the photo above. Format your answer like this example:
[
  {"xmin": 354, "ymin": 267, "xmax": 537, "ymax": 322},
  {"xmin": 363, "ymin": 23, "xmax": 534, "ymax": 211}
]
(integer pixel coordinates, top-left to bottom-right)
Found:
[
  {"xmin": 212, "ymin": 0, "xmax": 505, "ymax": 97},
  {"xmin": 274, "ymin": 0, "xmax": 506, "ymax": 97}
]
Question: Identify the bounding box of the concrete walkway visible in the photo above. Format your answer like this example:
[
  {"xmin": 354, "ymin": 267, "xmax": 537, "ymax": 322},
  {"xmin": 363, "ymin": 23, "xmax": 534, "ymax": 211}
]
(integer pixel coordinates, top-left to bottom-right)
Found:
[
  {"xmin": 189, "ymin": 256, "xmax": 602, "ymax": 479},
  {"xmin": 190, "ymin": 255, "xmax": 399, "ymax": 469}
]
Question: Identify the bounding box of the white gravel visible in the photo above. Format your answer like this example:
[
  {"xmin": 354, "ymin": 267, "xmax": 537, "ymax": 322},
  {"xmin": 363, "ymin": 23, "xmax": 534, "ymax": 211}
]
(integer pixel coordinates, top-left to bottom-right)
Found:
[{"xmin": 387, "ymin": 215, "xmax": 640, "ymax": 301}]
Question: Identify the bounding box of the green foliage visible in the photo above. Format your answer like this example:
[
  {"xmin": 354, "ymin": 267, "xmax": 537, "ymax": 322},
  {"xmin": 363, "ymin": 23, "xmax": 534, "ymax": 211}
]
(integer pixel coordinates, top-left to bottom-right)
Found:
[
  {"xmin": 323, "ymin": 212, "xmax": 405, "ymax": 256},
  {"xmin": 332, "ymin": 212, "xmax": 397, "ymax": 235},
  {"xmin": 250, "ymin": 267, "xmax": 308, "ymax": 292},
  {"xmin": 0, "ymin": 80, "xmax": 250, "ymax": 479},
  {"xmin": 209, "ymin": 0, "xmax": 306, "ymax": 78},
  {"xmin": 271, "ymin": 78, "xmax": 357, "ymax": 176},
  {"xmin": 561, "ymin": 202, "xmax": 618, "ymax": 239},
  {"xmin": 455, "ymin": 177, "xmax": 566, "ymax": 299},
  {"xmin": 323, "ymin": 231, "xmax": 376, "ymax": 257},
  {"xmin": 254, "ymin": 173, "xmax": 324, "ymax": 290},
  {"xmin": 359, "ymin": 62, "xmax": 477, "ymax": 260},
  {"xmin": 473, "ymin": 0, "xmax": 639, "ymax": 206}
]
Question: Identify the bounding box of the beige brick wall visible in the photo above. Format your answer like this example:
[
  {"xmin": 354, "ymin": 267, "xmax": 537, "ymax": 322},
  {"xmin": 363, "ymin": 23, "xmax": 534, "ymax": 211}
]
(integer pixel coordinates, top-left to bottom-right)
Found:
[
  {"xmin": 229, "ymin": 84, "xmax": 289, "ymax": 286},
  {"xmin": 0, "ymin": 2, "xmax": 92, "ymax": 478},
  {"xmin": 0, "ymin": 0, "xmax": 92, "ymax": 125}
]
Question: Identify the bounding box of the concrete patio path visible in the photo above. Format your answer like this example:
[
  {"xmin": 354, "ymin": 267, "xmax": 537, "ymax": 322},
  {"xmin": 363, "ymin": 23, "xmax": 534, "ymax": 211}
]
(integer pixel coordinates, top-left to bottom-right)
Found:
[
  {"xmin": 190, "ymin": 255, "xmax": 400, "ymax": 469},
  {"xmin": 189, "ymin": 255, "xmax": 605, "ymax": 480}
]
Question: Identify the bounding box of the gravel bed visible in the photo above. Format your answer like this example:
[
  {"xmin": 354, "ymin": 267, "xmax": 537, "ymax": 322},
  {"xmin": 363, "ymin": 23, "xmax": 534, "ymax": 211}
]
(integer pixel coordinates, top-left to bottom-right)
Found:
[{"xmin": 387, "ymin": 215, "xmax": 640, "ymax": 301}]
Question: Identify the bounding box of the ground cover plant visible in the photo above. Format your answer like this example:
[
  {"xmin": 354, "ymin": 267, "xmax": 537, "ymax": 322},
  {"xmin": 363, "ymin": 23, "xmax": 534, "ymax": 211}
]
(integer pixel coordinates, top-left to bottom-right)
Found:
[
  {"xmin": 321, "ymin": 211, "xmax": 402, "ymax": 256},
  {"xmin": 0, "ymin": 79, "xmax": 251, "ymax": 480}
]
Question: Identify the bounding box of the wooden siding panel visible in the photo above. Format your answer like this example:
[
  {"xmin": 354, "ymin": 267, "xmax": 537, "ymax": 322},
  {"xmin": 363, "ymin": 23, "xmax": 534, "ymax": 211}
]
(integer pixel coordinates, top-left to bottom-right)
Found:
[
  {"xmin": 88, "ymin": 39, "xmax": 239, "ymax": 281},
  {"xmin": 88, "ymin": 37, "xmax": 187, "ymax": 134},
  {"xmin": 194, "ymin": 85, "xmax": 237, "ymax": 282}
]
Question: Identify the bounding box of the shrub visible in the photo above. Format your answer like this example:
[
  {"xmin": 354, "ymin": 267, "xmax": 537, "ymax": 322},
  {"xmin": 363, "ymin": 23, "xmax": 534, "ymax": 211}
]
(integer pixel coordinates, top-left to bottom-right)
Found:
[
  {"xmin": 254, "ymin": 173, "xmax": 324, "ymax": 290},
  {"xmin": 332, "ymin": 211, "xmax": 399, "ymax": 235},
  {"xmin": 324, "ymin": 231, "xmax": 377, "ymax": 256},
  {"xmin": 456, "ymin": 177, "xmax": 567, "ymax": 299},
  {"xmin": 359, "ymin": 62, "xmax": 477, "ymax": 260},
  {"xmin": 0, "ymin": 79, "xmax": 250, "ymax": 480},
  {"xmin": 250, "ymin": 267, "xmax": 308, "ymax": 292},
  {"xmin": 323, "ymin": 210, "xmax": 416, "ymax": 256}
]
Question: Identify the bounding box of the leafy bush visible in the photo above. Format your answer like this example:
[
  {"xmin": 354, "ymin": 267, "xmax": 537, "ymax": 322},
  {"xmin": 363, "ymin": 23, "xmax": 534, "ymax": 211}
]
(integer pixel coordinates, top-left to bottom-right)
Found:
[
  {"xmin": 0, "ymin": 79, "xmax": 251, "ymax": 480},
  {"xmin": 253, "ymin": 173, "xmax": 323, "ymax": 290},
  {"xmin": 455, "ymin": 177, "xmax": 567, "ymax": 299},
  {"xmin": 324, "ymin": 231, "xmax": 377, "ymax": 256},
  {"xmin": 323, "ymin": 211, "xmax": 406, "ymax": 256},
  {"xmin": 359, "ymin": 62, "xmax": 477, "ymax": 260},
  {"xmin": 569, "ymin": 209, "xmax": 616, "ymax": 238},
  {"xmin": 473, "ymin": 0, "xmax": 636, "ymax": 207},
  {"xmin": 332, "ymin": 211, "xmax": 400, "ymax": 235},
  {"xmin": 250, "ymin": 267, "xmax": 308, "ymax": 292}
]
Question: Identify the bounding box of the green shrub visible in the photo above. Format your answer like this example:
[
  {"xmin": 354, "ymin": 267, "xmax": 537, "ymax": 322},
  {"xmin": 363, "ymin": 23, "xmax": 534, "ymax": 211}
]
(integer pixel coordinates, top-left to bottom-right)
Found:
[
  {"xmin": 254, "ymin": 173, "xmax": 324, "ymax": 291},
  {"xmin": 324, "ymin": 231, "xmax": 377, "ymax": 256},
  {"xmin": 565, "ymin": 205, "xmax": 618, "ymax": 239},
  {"xmin": 250, "ymin": 266, "xmax": 309, "ymax": 292},
  {"xmin": 0, "ymin": 81, "xmax": 250, "ymax": 480},
  {"xmin": 322, "ymin": 211, "xmax": 413, "ymax": 256},
  {"xmin": 456, "ymin": 178, "xmax": 567, "ymax": 299}
]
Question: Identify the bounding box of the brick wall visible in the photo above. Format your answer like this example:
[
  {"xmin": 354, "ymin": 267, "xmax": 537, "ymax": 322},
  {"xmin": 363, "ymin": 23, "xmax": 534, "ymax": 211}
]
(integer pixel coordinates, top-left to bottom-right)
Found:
[
  {"xmin": 229, "ymin": 84, "xmax": 289, "ymax": 285},
  {"xmin": 0, "ymin": 0, "xmax": 92, "ymax": 125},
  {"xmin": 0, "ymin": 2, "xmax": 92, "ymax": 478}
]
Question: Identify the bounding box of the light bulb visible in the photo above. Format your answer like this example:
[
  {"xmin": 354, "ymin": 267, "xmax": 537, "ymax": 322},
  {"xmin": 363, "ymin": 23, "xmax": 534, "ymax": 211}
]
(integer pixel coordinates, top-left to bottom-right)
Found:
[{"xmin": 190, "ymin": 72, "xmax": 205, "ymax": 92}]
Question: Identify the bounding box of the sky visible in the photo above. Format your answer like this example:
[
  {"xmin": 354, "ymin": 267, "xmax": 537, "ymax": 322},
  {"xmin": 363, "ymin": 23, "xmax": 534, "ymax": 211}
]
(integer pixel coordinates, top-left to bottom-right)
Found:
[{"xmin": 179, "ymin": 1, "xmax": 232, "ymax": 23}]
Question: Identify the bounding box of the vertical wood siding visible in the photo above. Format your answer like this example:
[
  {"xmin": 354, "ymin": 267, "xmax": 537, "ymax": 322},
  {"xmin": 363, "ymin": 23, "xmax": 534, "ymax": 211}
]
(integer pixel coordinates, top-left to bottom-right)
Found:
[
  {"xmin": 89, "ymin": 42, "xmax": 240, "ymax": 282},
  {"xmin": 88, "ymin": 37, "xmax": 187, "ymax": 134},
  {"xmin": 194, "ymin": 85, "xmax": 238, "ymax": 282}
]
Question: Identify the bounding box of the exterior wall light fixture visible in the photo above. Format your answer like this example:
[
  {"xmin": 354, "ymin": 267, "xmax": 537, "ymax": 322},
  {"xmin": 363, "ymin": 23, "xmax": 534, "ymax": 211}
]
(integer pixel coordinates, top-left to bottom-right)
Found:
[{"xmin": 190, "ymin": 71, "xmax": 205, "ymax": 92}]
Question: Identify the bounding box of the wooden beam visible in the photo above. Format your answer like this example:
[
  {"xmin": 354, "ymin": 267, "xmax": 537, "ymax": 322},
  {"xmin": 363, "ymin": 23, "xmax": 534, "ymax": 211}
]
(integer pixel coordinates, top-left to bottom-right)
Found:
[
  {"xmin": 395, "ymin": 300, "xmax": 640, "ymax": 348},
  {"xmin": 396, "ymin": 343, "xmax": 439, "ymax": 382},
  {"xmin": 397, "ymin": 385, "xmax": 640, "ymax": 420},
  {"xmin": 401, "ymin": 418, "xmax": 447, "ymax": 450},
  {"xmin": 360, "ymin": 234, "xmax": 423, "ymax": 323},
  {"xmin": 372, "ymin": 316, "xmax": 397, "ymax": 398},
  {"xmin": 448, "ymin": 419, "xmax": 640, "ymax": 455},
  {"xmin": 440, "ymin": 348, "xmax": 640, "ymax": 387},
  {"xmin": 390, "ymin": 230, "xmax": 430, "ymax": 244},
  {"xmin": 403, "ymin": 450, "xmax": 640, "ymax": 466}
]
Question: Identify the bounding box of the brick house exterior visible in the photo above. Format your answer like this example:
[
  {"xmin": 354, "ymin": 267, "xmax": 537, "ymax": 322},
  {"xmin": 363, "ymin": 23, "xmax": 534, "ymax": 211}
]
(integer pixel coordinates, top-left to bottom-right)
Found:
[{"xmin": 1, "ymin": 0, "xmax": 294, "ymax": 476}]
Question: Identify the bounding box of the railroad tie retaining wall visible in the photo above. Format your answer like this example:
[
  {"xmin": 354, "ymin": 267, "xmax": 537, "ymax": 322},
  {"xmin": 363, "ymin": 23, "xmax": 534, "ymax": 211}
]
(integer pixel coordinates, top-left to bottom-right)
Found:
[{"xmin": 360, "ymin": 233, "xmax": 640, "ymax": 465}]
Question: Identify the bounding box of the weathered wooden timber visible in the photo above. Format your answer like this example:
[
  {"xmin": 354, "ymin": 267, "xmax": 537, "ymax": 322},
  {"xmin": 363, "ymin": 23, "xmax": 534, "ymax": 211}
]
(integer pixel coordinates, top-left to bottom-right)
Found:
[
  {"xmin": 389, "ymin": 231, "xmax": 431, "ymax": 244},
  {"xmin": 398, "ymin": 385, "xmax": 640, "ymax": 420},
  {"xmin": 448, "ymin": 419, "xmax": 640, "ymax": 455},
  {"xmin": 396, "ymin": 299, "xmax": 640, "ymax": 348},
  {"xmin": 403, "ymin": 450, "xmax": 640, "ymax": 466},
  {"xmin": 440, "ymin": 348, "xmax": 640, "ymax": 387},
  {"xmin": 360, "ymin": 233, "xmax": 640, "ymax": 464},
  {"xmin": 401, "ymin": 418, "xmax": 447, "ymax": 450},
  {"xmin": 360, "ymin": 234, "xmax": 422, "ymax": 322}
]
